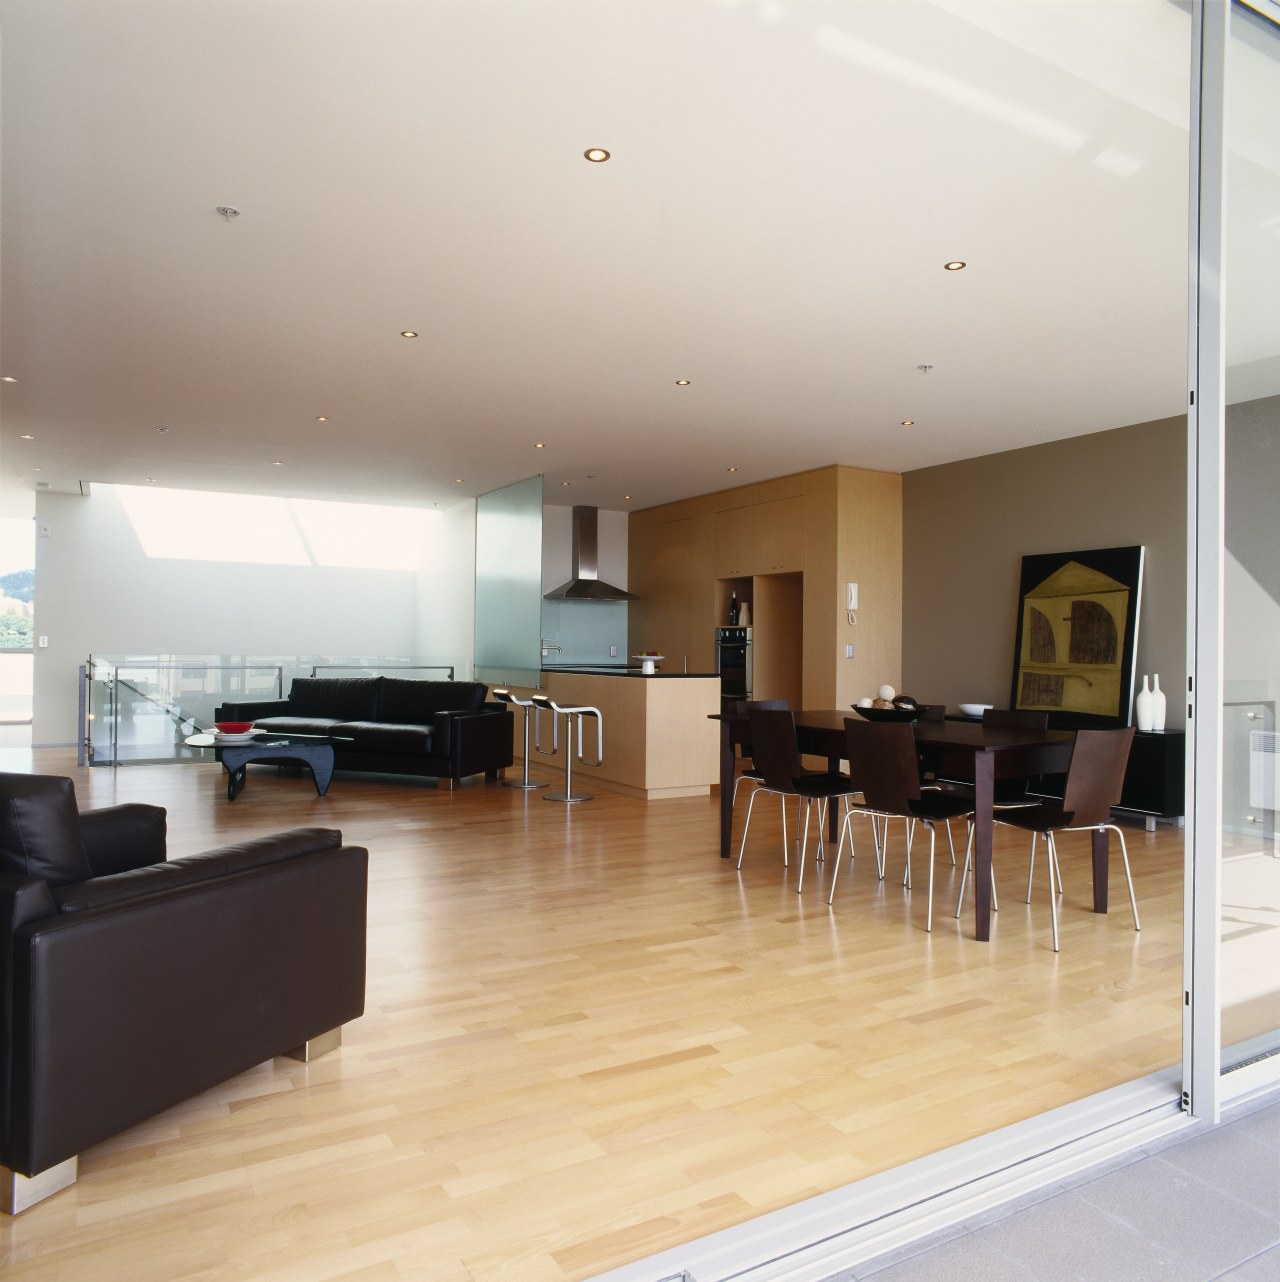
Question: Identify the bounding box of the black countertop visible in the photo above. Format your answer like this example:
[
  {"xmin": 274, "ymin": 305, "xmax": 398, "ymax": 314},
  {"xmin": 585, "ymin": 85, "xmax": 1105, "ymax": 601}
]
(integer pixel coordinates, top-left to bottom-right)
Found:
[{"xmin": 540, "ymin": 664, "xmax": 718, "ymax": 679}]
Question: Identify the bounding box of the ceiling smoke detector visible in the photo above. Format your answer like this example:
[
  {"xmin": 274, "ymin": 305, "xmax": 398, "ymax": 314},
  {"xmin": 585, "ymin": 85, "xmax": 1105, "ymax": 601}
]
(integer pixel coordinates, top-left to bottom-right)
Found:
[{"xmin": 216, "ymin": 206, "xmax": 240, "ymax": 220}]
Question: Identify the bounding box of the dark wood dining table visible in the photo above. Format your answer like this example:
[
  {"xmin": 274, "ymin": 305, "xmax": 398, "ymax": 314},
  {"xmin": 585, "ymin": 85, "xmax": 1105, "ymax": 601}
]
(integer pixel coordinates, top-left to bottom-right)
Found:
[{"xmin": 714, "ymin": 709, "xmax": 1084, "ymax": 942}]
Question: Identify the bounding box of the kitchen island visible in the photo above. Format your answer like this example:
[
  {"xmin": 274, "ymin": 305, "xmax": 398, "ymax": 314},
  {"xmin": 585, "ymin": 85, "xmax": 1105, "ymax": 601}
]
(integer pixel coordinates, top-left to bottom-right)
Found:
[{"xmin": 505, "ymin": 667, "xmax": 720, "ymax": 800}]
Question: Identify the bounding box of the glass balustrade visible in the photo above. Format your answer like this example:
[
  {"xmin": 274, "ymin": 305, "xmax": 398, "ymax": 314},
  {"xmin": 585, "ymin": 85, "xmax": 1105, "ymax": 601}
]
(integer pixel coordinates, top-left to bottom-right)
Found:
[{"xmin": 80, "ymin": 653, "xmax": 464, "ymax": 765}]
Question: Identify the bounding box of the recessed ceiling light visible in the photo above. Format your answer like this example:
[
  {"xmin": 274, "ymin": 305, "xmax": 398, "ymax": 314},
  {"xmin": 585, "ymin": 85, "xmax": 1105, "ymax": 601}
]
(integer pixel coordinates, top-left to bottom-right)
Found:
[
  {"xmin": 454, "ymin": 478, "xmax": 464, "ymax": 484},
  {"xmin": 145, "ymin": 477, "xmax": 156, "ymax": 483},
  {"xmin": 900, "ymin": 420, "xmax": 915, "ymax": 426},
  {"xmin": 561, "ymin": 480, "xmax": 571, "ymax": 486},
  {"xmin": 534, "ymin": 442, "xmax": 545, "ymax": 449},
  {"xmin": 155, "ymin": 425, "xmax": 170, "ymax": 433},
  {"xmin": 943, "ymin": 261, "xmax": 967, "ymax": 271},
  {"xmin": 1, "ymin": 376, "xmax": 16, "ymax": 383},
  {"xmin": 584, "ymin": 148, "xmax": 611, "ymax": 163},
  {"xmin": 623, "ymin": 494, "xmax": 632, "ymax": 501},
  {"xmin": 675, "ymin": 379, "xmax": 690, "ymax": 386},
  {"xmin": 400, "ymin": 330, "xmax": 418, "ymax": 338},
  {"xmin": 727, "ymin": 466, "xmax": 738, "ymax": 473},
  {"xmin": 19, "ymin": 434, "xmax": 33, "ymax": 440},
  {"xmin": 272, "ymin": 460, "xmax": 284, "ymax": 466},
  {"xmin": 315, "ymin": 416, "xmax": 328, "ymax": 423}
]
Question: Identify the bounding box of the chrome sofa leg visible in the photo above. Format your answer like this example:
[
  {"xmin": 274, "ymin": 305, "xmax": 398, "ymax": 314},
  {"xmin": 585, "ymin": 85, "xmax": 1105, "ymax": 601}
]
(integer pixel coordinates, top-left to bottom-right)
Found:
[
  {"xmin": 283, "ymin": 1025, "xmax": 343, "ymax": 1062},
  {"xmin": 2, "ymin": 1156, "xmax": 77, "ymax": 1215}
]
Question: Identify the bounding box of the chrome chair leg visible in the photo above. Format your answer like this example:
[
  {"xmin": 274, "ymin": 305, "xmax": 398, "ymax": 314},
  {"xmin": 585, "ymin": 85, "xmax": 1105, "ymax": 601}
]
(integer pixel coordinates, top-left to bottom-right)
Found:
[{"xmin": 1047, "ymin": 832, "xmax": 1061, "ymax": 952}]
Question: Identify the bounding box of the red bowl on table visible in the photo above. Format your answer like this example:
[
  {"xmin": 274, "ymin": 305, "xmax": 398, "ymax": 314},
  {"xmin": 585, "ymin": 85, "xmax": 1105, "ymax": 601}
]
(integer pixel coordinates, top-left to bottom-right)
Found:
[{"xmin": 214, "ymin": 721, "xmax": 254, "ymax": 735}]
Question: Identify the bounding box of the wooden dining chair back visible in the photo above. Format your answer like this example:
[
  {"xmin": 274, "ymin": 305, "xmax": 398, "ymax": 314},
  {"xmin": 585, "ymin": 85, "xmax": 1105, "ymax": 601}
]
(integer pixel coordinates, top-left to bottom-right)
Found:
[
  {"xmin": 1059, "ymin": 727, "xmax": 1135, "ymax": 826},
  {"xmin": 846, "ymin": 718, "xmax": 920, "ymax": 813}
]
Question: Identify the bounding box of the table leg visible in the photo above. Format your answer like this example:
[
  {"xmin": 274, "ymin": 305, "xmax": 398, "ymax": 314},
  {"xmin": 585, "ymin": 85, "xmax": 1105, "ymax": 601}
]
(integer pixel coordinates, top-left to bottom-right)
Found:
[
  {"xmin": 312, "ymin": 751, "xmax": 335, "ymax": 797},
  {"xmin": 227, "ymin": 764, "xmax": 246, "ymax": 801},
  {"xmin": 827, "ymin": 754, "xmax": 841, "ymax": 842},
  {"xmin": 719, "ymin": 720, "xmax": 734, "ymax": 858},
  {"xmin": 972, "ymin": 750, "xmax": 994, "ymax": 941},
  {"xmin": 1092, "ymin": 827, "xmax": 1110, "ymax": 913}
]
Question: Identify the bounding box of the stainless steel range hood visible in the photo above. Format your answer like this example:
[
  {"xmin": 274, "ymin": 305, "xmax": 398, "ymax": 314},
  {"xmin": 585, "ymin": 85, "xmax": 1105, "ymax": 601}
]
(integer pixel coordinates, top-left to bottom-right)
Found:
[{"xmin": 544, "ymin": 506, "xmax": 636, "ymax": 601}]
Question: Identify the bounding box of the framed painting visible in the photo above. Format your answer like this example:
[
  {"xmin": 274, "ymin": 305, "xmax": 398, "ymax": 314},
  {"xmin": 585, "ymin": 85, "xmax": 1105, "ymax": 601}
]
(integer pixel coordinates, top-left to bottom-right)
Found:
[{"xmin": 1010, "ymin": 545, "xmax": 1145, "ymax": 729}]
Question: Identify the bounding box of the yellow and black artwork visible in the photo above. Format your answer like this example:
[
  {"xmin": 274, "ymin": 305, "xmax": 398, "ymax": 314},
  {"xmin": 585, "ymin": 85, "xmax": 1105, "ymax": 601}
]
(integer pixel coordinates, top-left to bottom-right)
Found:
[{"xmin": 1011, "ymin": 546, "xmax": 1144, "ymax": 727}]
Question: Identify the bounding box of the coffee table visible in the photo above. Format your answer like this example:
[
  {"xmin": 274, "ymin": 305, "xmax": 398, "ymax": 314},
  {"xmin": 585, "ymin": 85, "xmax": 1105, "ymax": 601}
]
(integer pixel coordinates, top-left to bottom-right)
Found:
[{"xmin": 185, "ymin": 732, "xmax": 346, "ymax": 800}]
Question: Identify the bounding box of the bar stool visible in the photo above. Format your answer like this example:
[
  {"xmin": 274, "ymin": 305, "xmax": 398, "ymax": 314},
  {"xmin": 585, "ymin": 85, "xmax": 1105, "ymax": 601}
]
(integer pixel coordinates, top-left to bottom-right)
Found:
[
  {"xmin": 529, "ymin": 693, "xmax": 603, "ymax": 804},
  {"xmin": 492, "ymin": 689, "xmax": 549, "ymax": 791}
]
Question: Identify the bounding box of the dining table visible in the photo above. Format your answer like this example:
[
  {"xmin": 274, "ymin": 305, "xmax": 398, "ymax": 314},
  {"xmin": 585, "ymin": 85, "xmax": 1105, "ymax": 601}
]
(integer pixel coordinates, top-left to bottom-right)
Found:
[{"xmin": 714, "ymin": 709, "xmax": 1083, "ymax": 942}]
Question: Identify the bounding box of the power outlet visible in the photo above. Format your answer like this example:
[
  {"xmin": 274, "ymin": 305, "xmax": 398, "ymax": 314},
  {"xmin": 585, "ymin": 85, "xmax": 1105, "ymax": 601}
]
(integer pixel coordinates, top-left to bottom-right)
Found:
[
  {"xmin": 610, "ymin": 645, "xmax": 618, "ymax": 657},
  {"xmin": 845, "ymin": 643, "xmax": 855, "ymax": 659}
]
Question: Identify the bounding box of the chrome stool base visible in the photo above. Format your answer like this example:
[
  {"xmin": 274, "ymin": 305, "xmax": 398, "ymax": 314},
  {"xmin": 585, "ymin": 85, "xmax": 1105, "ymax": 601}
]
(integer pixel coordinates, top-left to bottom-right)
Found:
[
  {"xmin": 544, "ymin": 789, "xmax": 592, "ymax": 804},
  {"xmin": 492, "ymin": 690, "xmax": 551, "ymax": 790}
]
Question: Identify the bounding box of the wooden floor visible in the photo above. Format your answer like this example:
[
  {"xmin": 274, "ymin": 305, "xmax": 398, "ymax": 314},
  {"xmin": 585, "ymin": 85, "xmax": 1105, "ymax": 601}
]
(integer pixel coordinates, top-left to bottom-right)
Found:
[{"xmin": 1, "ymin": 751, "xmax": 1188, "ymax": 1281}]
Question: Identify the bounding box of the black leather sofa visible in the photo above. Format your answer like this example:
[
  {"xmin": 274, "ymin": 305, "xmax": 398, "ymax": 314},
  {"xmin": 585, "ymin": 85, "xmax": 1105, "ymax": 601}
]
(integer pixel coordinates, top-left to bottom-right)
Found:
[
  {"xmin": 0, "ymin": 772, "xmax": 369, "ymax": 1213},
  {"xmin": 215, "ymin": 676, "xmax": 513, "ymax": 789}
]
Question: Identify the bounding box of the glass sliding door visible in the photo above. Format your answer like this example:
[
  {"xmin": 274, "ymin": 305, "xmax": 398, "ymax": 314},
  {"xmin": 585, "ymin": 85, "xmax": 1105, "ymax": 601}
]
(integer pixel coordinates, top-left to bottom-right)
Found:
[
  {"xmin": 1220, "ymin": 0, "xmax": 1280, "ymax": 1077},
  {"xmin": 1188, "ymin": 0, "xmax": 1280, "ymax": 1116}
]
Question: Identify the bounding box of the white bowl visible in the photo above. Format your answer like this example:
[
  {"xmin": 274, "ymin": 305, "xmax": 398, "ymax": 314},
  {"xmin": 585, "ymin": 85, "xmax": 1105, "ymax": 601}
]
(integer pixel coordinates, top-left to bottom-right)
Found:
[{"xmin": 958, "ymin": 702, "xmax": 994, "ymax": 719}]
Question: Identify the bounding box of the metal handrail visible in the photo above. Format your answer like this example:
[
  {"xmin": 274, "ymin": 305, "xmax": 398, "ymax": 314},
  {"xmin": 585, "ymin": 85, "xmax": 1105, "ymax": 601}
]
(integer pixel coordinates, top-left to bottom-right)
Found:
[{"xmin": 310, "ymin": 663, "xmax": 456, "ymax": 679}]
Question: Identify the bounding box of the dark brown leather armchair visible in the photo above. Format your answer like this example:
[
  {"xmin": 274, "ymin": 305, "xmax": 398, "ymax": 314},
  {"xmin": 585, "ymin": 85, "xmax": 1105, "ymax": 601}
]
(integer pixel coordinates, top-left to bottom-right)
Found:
[{"xmin": 0, "ymin": 772, "xmax": 369, "ymax": 1213}]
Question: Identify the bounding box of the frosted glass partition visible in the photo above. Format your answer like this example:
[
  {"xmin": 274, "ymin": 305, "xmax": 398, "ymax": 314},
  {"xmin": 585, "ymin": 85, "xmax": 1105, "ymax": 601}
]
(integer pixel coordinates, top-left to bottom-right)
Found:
[{"xmin": 474, "ymin": 475, "xmax": 544, "ymax": 687}]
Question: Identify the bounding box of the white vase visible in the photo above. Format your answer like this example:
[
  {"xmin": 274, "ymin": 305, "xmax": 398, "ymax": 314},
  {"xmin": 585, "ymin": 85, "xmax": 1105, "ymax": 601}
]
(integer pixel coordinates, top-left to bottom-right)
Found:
[
  {"xmin": 1135, "ymin": 674, "xmax": 1154, "ymax": 732},
  {"xmin": 1151, "ymin": 674, "xmax": 1166, "ymax": 732}
]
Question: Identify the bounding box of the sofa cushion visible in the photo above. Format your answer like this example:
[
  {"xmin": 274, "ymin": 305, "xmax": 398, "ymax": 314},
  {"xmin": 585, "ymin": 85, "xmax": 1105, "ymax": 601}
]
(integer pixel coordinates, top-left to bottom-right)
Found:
[
  {"xmin": 287, "ymin": 677, "xmax": 382, "ymax": 721},
  {"xmin": 379, "ymin": 678, "xmax": 487, "ymax": 723},
  {"xmin": 333, "ymin": 721, "xmax": 434, "ymax": 754},
  {"xmin": 0, "ymin": 773, "xmax": 93, "ymax": 886}
]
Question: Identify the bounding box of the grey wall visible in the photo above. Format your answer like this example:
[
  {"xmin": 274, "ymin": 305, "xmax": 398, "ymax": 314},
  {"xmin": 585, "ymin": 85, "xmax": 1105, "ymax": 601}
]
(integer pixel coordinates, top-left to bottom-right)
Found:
[{"xmin": 902, "ymin": 414, "xmax": 1187, "ymax": 724}]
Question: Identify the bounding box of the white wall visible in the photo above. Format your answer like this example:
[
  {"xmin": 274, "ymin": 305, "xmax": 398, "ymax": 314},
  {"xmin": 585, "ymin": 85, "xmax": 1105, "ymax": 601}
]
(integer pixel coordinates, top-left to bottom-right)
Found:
[{"xmin": 32, "ymin": 486, "xmax": 457, "ymax": 745}]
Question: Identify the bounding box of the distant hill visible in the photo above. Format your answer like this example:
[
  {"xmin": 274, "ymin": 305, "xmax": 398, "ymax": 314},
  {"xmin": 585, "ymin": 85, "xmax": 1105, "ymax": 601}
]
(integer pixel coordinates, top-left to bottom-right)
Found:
[{"xmin": 0, "ymin": 569, "xmax": 33, "ymax": 603}]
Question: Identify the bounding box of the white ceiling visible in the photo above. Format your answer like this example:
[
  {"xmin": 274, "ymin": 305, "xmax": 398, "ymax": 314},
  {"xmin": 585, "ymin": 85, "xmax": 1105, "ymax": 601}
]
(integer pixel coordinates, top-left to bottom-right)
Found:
[{"xmin": 0, "ymin": 0, "xmax": 1262, "ymax": 515}]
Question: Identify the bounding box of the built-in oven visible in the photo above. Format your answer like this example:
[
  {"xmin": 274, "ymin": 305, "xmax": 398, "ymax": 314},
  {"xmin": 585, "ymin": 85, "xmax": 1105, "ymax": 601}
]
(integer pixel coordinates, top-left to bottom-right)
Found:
[{"xmin": 716, "ymin": 626, "xmax": 753, "ymax": 713}]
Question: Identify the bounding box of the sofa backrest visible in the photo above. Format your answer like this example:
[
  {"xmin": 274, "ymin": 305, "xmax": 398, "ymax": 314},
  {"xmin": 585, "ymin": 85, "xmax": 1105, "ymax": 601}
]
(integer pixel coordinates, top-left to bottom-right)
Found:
[
  {"xmin": 378, "ymin": 678, "xmax": 488, "ymax": 723},
  {"xmin": 287, "ymin": 677, "xmax": 382, "ymax": 721},
  {"xmin": 0, "ymin": 773, "xmax": 92, "ymax": 887}
]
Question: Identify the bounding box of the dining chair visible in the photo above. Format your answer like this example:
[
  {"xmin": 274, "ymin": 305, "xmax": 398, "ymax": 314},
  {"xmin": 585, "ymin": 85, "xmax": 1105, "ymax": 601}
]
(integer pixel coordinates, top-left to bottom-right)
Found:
[
  {"xmin": 992, "ymin": 726, "xmax": 1138, "ymax": 952},
  {"xmin": 740, "ymin": 706, "xmax": 859, "ymax": 893},
  {"xmin": 730, "ymin": 698, "xmax": 790, "ymax": 809},
  {"xmin": 832, "ymin": 718, "xmax": 974, "ymax": 927}
]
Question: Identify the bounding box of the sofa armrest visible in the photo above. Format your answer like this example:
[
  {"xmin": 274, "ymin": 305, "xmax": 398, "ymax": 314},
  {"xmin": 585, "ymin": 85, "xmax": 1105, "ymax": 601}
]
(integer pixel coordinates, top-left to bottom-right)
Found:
[
  {"xmin": 79, "ymin": 804, "xmax": 168, "ymax": 877},
  {"xmin": 445, "ymin": 706, "xmax": 514, "ymax": 778},
  {"xmin": 9, "ymin": 842, "xmax": 368, "ymax": 1177},
  {"xmin": 214, "ymin": 699, "xmax": 291, "ymax": 721},
  {"xmin": 54, "ymin": 828, "xmax": 344, "ymax": 915}
]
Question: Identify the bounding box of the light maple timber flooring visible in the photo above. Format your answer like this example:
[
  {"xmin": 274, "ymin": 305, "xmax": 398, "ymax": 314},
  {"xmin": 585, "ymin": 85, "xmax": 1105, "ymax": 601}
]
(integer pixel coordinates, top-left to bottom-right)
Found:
[{"xmin": 1, "ymin": 752, "xmax": 1186, "ymax": 1282}]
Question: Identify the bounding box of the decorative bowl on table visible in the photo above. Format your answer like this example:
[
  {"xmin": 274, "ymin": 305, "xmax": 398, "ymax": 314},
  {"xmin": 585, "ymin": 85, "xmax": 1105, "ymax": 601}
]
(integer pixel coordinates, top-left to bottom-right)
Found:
[
  {"xmin": 214, "ymin": 721, "xmax": 254, "ymax": 735},
  {"xmin": 632, "ymin": 654, "xmax": 665, "ymax": 674},
  {"xmin": 851, "ymin": 705, "xmax": 919, "ymax": 723},
  {"xmin": 958, "ymin": 703, "xmax": 994, "ymax": 719}
]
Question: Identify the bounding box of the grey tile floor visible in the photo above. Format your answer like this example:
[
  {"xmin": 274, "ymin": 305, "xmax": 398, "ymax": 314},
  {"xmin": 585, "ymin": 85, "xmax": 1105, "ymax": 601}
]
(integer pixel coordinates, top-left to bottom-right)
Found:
[{"xmin": 829, "ymin": 1095, "xmax": 1280, "ymax": 1282}]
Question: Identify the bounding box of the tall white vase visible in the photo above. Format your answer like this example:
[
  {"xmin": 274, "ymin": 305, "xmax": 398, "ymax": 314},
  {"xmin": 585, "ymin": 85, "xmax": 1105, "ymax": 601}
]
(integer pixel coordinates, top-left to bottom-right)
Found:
[
  {"xmin": 1150, "ymin": 674, "xmax": 1167, "ymax": 732},
  {"xmin": 1135, "ymin": 674, "xmax": 1154, "ymax": 732}
]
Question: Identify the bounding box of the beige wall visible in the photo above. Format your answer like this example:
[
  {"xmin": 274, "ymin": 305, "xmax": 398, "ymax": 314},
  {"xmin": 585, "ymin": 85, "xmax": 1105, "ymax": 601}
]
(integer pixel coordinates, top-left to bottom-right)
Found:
[{"xmin": 901, "ymin": 414, "xmax": 1187, "ymax": 724}]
